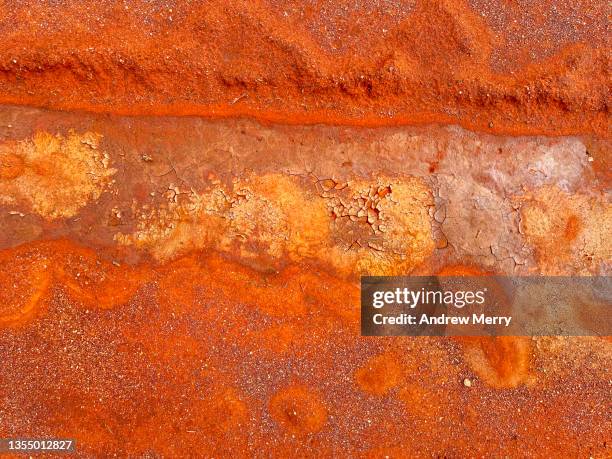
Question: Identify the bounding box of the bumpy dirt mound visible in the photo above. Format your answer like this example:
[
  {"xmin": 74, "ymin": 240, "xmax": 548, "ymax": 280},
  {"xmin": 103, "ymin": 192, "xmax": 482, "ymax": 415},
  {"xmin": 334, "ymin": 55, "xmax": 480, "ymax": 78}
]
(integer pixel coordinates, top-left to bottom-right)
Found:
[{"xmin": 0, "ymin": 0, "xmax": 609, "ymax": 135}]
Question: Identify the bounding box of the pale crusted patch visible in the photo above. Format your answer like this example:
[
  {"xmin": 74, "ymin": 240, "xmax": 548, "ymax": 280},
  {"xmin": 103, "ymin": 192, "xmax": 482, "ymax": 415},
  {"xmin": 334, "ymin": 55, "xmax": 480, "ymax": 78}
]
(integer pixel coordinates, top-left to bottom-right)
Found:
[
  {"xmin": 0, "ymin": 131, "xmax": 116, "ymax": 219},
  {"xmin": 517, "ymin": 186, "xmax": 611, "ymax": 274},
  {"xmin": 114, "ymin": 186, "xmax": 230, "ymax": 260},
  {"xmin": 323, "ymin": 176, "xmax": 435, "ymax": 275},
  {"xmin": 237, "ymin": 174, "xmax": 329, "ymax": 261},
  {"xmin": 115, "ymin": 173, "xmax": 434, "ymax": 276},
  {"xmin": 115, "ymin": 174, "xmax": 328, "ymax": 263}
]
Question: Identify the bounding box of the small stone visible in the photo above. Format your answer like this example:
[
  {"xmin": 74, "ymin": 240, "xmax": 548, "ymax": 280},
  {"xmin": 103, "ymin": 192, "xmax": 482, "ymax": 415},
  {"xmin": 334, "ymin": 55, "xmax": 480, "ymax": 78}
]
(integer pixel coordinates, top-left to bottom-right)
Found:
[{"xmin": 463, "ymin": 378, "xmax": 472, "ymax": 387}]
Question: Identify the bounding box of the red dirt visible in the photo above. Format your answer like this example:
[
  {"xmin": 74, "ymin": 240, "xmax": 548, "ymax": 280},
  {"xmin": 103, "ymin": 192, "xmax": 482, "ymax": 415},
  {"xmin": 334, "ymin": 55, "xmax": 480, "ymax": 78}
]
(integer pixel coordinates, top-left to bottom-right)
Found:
[
  {"xmin": 0, "ymin": 1, "xmax": 610, "ymax": 457},
  {"xmin": 0, "ymin": 0, "xmax": 609, "ymax": 136},
  {"xmin": 0, "ymin": 239, "xmax": 609, "ymax": 457}
]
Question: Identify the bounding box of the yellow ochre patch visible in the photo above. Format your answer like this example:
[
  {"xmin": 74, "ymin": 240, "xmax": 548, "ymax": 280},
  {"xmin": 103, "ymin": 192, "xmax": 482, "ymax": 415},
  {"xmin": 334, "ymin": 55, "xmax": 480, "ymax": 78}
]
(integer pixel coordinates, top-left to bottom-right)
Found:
[
  {"xmin": 0, "ymin": 131, "xmax": 116, "ymax": 219},
  {"xmin": 517, "ymin": 186, "xmax": 611, "ymax": 274},
  {"xmin": 115, "ymin": 173, "xmax": 435, "ymax": 276}
]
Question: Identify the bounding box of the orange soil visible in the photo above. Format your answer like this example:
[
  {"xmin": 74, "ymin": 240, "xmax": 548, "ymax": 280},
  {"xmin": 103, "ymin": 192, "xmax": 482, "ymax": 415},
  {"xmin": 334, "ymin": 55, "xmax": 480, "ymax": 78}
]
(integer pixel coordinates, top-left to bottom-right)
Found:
[
  {"xmin": 0, "ymin": 1, "xmax": 610, "ymax": 457},
  {"xmin": 0, "ymin": 0, "xmax": 609, "ymax": 136},
  {"xmin": 0, "ymin": 239, "xmax": 609, "ymax": 457}
]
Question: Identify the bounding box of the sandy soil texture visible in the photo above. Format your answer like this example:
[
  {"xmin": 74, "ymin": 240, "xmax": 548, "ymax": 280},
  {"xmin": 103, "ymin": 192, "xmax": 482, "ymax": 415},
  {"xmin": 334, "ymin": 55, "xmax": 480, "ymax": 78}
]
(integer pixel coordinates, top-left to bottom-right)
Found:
[
  {"xmin": 0, "ymin": 0, "xmax": 609, "ymax": 135},
  {"xmin": 0, "ymin": 1, "xmax": 610, "ymax": 458}
]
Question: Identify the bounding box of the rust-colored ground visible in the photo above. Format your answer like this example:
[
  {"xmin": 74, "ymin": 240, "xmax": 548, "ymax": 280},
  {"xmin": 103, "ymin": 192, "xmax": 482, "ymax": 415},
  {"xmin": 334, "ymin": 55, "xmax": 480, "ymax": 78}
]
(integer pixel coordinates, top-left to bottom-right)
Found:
[
  {"xmin": 0, "ymin": 1, "xmax": 610, "ymax": 458},
  {"xmin": 0, "ymin": 0, "xmax": 609, "ymax": 136}
]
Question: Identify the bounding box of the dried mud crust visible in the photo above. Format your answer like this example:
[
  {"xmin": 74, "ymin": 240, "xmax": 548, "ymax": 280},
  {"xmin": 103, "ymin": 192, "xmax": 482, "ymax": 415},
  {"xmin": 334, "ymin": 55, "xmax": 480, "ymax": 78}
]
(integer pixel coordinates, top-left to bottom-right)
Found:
[
  {"xmin": 0, "ymin": 0, "xmax": 609, "ymax": 136},
  {"xmin": 0, "ymin": 106, "xmax": 610, "ymax": 457},
  {"xmin": 0, "ymin": 107, "xmax": 609, "ymax": 277}
]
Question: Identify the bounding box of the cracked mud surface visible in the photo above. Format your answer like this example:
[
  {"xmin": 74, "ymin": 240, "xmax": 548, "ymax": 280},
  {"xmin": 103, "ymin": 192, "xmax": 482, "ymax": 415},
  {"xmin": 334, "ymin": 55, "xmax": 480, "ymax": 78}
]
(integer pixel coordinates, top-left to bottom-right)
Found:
[{"xmin": 0, "ymin": 1, "xmax": 610, "ymax": 458}]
